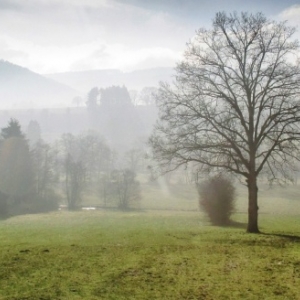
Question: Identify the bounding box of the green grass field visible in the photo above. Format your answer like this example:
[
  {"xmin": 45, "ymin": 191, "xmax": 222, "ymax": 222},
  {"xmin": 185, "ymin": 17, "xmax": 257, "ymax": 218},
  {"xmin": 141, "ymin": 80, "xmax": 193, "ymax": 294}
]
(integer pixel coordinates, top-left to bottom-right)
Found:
[{"xmin": 1, "ymin": 183, "xmax": 300, "ymax": 299}]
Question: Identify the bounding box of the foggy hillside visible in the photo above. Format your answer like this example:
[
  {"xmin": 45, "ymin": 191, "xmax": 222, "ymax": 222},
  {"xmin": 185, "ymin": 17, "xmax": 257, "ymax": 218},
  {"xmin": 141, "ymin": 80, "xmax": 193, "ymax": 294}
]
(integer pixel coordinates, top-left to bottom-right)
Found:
[
  {"xmin": 0, "ymin": 60, "xmax": 81, "ymax": 109},
  {"xmin": 0, "ymin": 61, "xmax": 161, "ymax": 148},
  {"xmin": 45, "ymin": 67, "xmax": 174, "ymax": 93}
]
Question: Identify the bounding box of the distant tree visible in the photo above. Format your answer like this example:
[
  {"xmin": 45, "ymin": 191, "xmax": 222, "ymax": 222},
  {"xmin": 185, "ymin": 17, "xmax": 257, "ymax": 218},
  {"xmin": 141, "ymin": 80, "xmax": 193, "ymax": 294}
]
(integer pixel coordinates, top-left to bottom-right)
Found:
[
  {"xmin": 97, "ymin": 173, "xmax": 111, "ymax": 208},
  {"xmin": 27, "ymin": 120, "xmax": 41, "ymax": 148},
  {"xmin": 100, "ymin": 86, "xmax": 132, "ymax": 107},
  {"xmin": 60, "ymin": 134, "xmax": 85, "ymax": 210},
  {"xmin": 98, "ymin": 86, "xmax": 143, "ymax": 148},
  {"xmin": 150, "ymin": 12, "xmax": 300, "ymax": 233},
  {"xmin": 72, "ymin": 96, "xmax": 83, "ymax": 107},
  {"xmin": 111, "ymin": 169, "xmax": 141, "ymax": 210},
  {"xmin": 0, "ymin": 119, "xmax": 35, "ymax": 215},
  {"xmin": 86, "ymin": 87, "xmax": 99, "ymax": 110},
  {"xmin": 96, "ymin": 149, "xmax": 118, "ymax": 207},
  {"xmin": 124, "ymin": 148, "xmax": 144, "ymax": 173},
  {"xmin": 0, "ymin": 137, "xmax": 34, "ymax": 195},
  {"xmin": 129, "ymin": 90, "xmax": 139, "ymax": 106},
  {"xmin": 31, "ymin": 140, "xmax": 60, "ymax": 211},
  {"xmin": 0, "ymin": 119, "xmax": 60, "ymax": 215},
  {"xmin": 1, "ymin": 118, "xmax": 24, "ymax": 139},
  {"xmin": 139, "ymin": 87, "xmax": 158, "ymax": 106},
  {"xmin": 146, "ymin": 165, "xmax": 156, "ymax": 183},
  {"xmin": 60, "ymin": 132, "xmax": 113, "ymax": 209},
  {"xmin": 65, "ymin": 154, "xmax": 85, "ymax": 210},
  {"xmin": 78, "ymin": 132, "xmax": 112, "ymax": 182}
]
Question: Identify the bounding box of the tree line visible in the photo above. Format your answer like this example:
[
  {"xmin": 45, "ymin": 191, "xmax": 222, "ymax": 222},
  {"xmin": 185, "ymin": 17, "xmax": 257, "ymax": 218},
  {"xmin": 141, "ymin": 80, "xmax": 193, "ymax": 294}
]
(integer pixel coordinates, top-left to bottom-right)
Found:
[{"xmin": 0, "ymin": 119, "xmax": 143, "ymax": 218}]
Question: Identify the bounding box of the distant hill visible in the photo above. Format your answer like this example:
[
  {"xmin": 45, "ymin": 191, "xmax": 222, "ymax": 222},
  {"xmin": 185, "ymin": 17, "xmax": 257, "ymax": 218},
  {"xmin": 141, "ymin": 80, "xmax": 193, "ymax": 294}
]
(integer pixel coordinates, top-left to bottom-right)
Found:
[
  {"xmin": 0, "ymin": 60, "xmax": 81, "ymax": 109},
  {"xmin": 45, "ymin": 67, "xmax": 175, "ymax": 93}
]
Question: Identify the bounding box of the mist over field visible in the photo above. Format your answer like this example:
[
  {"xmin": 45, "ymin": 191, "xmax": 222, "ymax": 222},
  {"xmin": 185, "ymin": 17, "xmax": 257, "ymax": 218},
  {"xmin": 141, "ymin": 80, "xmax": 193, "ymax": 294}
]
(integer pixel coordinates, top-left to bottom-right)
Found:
[
  {"xmin": 0, "ymin": 0, "xmax": 299, "ymax": 241},
  {"xmin": 1, "ymin": 1, "xmax": 300, "ymax": 299}
]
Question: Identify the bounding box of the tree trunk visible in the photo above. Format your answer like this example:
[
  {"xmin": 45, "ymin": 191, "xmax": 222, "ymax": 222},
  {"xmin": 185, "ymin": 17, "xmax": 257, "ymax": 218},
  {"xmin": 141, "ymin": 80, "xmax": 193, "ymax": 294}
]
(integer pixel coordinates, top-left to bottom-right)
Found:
[{"xmin": 247, "ymin": 175, "xmax": 260, "ymax": 233}]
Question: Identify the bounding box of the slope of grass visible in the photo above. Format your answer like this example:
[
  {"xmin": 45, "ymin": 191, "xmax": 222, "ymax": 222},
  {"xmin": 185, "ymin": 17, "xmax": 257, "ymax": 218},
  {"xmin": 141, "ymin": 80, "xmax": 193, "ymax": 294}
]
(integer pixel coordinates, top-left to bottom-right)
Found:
[{"xmin": 0, "ymin": 210, "xmax": 300, "ymax": 299}]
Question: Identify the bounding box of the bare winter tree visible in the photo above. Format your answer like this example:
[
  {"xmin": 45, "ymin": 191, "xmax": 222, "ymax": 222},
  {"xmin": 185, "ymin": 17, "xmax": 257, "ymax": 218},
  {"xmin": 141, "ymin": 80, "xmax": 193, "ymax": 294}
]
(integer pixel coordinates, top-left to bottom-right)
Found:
[
  {"xmin": 150, "ymin": 12, "xmax": 300, "ymax": 233},
  {"xmin": 111, "ymin": 169, "xmax": 141, "ymax": 210}
]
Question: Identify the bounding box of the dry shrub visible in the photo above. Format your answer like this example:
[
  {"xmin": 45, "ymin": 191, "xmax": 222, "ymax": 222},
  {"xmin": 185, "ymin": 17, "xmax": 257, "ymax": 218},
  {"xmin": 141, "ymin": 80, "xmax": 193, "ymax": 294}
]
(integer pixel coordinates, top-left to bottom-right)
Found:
[{"xmin": 198, "ymin": 175, "xmax": 235, "ymax": 226}]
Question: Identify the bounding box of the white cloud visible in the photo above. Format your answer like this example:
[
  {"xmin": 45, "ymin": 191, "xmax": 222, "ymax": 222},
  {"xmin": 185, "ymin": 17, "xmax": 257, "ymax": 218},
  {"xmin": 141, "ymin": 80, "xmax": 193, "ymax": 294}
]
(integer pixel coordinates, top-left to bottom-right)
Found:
[
  {"xmin": 69, "ymin": 42, "xmax": 182, "ymax": 72},
  {"xmin": 278, "ymin": 5, "xmax": 300, "ymax": 42},
  {"xmin": 279, "ymin": 4, "xmax": 300, "ymax": 28},
  {"xmin": 280, "ymin": 4, "xmax": 300, "ymax": 20},
  {"xmin": 46, "ymin": 0, "xmax": 109, "ymax": 7},
  {"xmin": 0, "ymin": 0, "xmax": 194, "ymax": 72}
]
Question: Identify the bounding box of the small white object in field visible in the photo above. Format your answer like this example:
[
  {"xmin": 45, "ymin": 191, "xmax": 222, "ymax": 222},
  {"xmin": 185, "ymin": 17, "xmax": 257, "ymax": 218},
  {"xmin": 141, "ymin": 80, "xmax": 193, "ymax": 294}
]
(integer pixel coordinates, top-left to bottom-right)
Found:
[{"xmin": 82, "ymin": 207, "xmax": 96, "ymax": 211}]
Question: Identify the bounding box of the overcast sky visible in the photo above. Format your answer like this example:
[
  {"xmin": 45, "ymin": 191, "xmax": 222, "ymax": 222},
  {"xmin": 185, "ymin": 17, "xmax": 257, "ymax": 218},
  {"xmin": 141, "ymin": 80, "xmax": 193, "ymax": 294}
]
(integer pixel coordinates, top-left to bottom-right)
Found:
[{"xmin": 1, "ymin": 0, "xmax": 300, "ymax": 74}]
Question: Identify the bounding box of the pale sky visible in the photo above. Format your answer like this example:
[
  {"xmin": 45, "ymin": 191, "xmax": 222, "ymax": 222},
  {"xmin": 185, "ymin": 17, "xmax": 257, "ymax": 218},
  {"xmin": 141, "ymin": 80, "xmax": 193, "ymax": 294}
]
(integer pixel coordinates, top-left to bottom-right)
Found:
[{"xmin": 1, "ymin": 0, "xmax": 300, "ymax": 74}]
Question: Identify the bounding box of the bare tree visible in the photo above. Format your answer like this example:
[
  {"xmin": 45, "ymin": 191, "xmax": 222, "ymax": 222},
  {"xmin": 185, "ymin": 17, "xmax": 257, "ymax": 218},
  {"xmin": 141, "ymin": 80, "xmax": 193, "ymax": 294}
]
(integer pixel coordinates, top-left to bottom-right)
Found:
[
  {"xmin": 124, "ymin": 148, "xmax": 144, "ymax": 173},
  {"xmin": 60, "ymin": 132, "xmax": 113, "ymax": 209},
  {"xmin": 150, "ymin": 12, "xmax": 300, "ymax": 233},
  {"xmin": 27, "ymin": 120, "xmax": 41, "ymax": 148},
  {"xmin": 139, "ymin": 87, "xmax": 158, "ymax": 106},
  {"xmin": 111, "ymin": 169, "xmax": 141, "ymax": 210},
  {"xmin": 60, "ymin": 134, "xmax": 86, "ymax": 210},
  {"xmin": 65, "ymin": 154, "xmax": 85, "ymax": 210},
  {"xmin": 129, "ymin": 90, "xmax": 139, "ymax": 106},
  {"xmin": 32, "ymin": 140, "xmax": 60, "ymax": 210}
]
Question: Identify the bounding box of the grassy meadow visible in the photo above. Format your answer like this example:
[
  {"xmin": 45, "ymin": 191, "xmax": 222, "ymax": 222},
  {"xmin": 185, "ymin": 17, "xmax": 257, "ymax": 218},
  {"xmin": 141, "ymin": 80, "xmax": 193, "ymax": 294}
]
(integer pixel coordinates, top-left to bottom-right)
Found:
[{"xmin": 0, "ymin": 182, "xmax": 300, "ymax": 299}]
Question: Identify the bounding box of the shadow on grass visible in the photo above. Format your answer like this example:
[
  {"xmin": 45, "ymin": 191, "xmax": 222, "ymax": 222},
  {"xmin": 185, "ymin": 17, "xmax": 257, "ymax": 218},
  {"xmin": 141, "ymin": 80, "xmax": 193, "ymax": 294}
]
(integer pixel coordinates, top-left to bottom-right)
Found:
[
  {"xmin": 209, "ymin": 220, "xmax": 247, "ymax": 229},
  {"xmin": 226, "ymin": 220, "xmax": 248, "ymax": 229},
  {"xmin": 261, "ymin": 232, "xmax": 300, "ymax": 243}
]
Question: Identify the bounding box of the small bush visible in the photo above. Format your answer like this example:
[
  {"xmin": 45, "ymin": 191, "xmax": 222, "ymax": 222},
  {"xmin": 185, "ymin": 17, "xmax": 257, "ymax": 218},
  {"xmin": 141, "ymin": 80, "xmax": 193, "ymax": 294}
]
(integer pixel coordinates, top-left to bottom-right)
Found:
[{"xmin": 198, "ymin": 175, "xmax": 235, "ymax": 226}]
